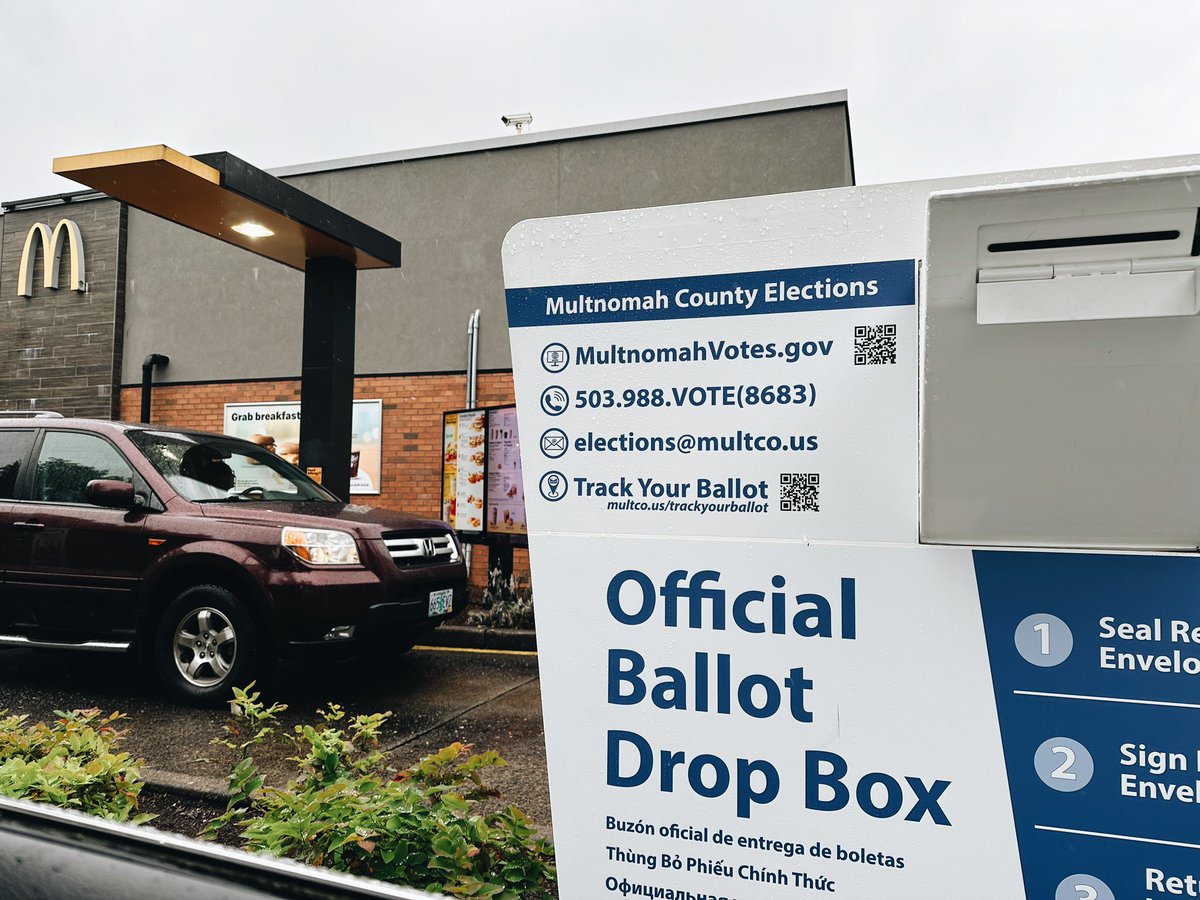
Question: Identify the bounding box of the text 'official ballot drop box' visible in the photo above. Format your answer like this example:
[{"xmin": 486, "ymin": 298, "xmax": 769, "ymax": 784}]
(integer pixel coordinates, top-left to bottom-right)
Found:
[{"xmin": 922, "ymin": 169, "xmax": 1200, "ymax": 550}]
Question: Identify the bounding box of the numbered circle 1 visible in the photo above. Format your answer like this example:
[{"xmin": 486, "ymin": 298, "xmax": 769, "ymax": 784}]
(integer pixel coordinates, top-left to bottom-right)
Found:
[
  {"xmin": 1035, "ymin": 738, "xmax": 1094, "ymax": 792},
  {"xmin": 1055, "ymin": 874, "xmax": 1114, "ymax": 900},
  {"xmin": 1015, "ymin": 613, "xmax": 1073, "ymax": 667}
]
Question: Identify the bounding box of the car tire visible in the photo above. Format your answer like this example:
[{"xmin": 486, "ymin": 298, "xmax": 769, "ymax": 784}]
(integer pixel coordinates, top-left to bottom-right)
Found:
[{"xmin": 154, "ymin": 584, "xmax": 256, "ymax": 707}]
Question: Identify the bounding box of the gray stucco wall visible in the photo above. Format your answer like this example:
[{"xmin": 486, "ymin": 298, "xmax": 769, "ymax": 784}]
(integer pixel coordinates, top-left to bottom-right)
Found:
[
  {"xmin": 0, "ymin": 199, "xmax": 125, "ymax": 416},
  {"xmin": 122, "ymin": 101, "xmax": 852, "ymax": 385}
]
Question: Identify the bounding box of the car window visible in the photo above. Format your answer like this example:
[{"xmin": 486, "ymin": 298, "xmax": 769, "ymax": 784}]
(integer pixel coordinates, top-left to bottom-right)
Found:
[
  {"xmin": 127, "ymin": 430, "xmax": 335, "ymax": 503},
  {"xmin": 33, "ymin": 431, "xmax": 134, "ymax": 504},
  {"xmin": 0, "ymin": 430, "xmax": 35, "ymax": 499}
]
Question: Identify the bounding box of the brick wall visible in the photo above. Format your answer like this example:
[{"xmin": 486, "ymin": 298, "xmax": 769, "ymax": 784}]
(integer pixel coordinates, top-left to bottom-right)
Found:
[
  {"xmin": 117, "ymin": 371, "xmax": 528, "ymax": 590},
  {"xmin": 0, "ymin": 199, "xmax": 125, "ymax": 417}
]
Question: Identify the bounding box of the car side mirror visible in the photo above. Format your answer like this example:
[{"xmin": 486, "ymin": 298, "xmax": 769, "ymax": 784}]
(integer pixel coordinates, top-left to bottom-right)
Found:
[{"xmin": 85, "ymin": 479, "xmax": 139, "ymax": 508}]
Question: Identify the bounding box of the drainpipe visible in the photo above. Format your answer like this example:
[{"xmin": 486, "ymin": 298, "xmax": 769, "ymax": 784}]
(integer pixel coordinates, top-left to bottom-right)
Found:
[
  {"xmin": 140, "ymin": 354, "xmax": 169, "ymax": 423},
  {"xmin": 466, "ymin": 309, "xmax": 481, "ymax": 409},
  {"xmin": 463, "ymin": 311, "xmax": 481, "ymax": 573}
]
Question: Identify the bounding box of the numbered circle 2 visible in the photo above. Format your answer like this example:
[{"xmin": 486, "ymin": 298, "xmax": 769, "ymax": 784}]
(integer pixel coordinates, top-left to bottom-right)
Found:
[
  {"xmin": 1015, "ymin": 613, "xmax": 1073, "ymax": 667},
  {"xmin": 1035, "ymin": 738, "xmax": 1094, "ymax": 792},
  {"xmin": 1055, "ymin": 874, "xmax": 1114, "ymax": 900}
]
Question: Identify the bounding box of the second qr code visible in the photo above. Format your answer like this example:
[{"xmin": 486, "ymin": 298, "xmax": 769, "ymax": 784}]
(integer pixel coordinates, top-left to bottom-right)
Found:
[{"xmin": 780, "ymin": 473, "xmax": 819, "ymax": 512}]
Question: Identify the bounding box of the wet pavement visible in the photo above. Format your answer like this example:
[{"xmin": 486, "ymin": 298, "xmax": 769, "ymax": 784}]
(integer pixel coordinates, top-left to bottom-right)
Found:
[{"xmin": 0, "ymin": 645, "xmax": 552, "ymax": 838}]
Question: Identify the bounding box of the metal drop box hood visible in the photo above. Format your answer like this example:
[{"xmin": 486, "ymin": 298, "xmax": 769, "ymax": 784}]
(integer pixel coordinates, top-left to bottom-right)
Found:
[{"xmin": 921, "ymin": 168, "xmax": 1200, "ymax": 550}]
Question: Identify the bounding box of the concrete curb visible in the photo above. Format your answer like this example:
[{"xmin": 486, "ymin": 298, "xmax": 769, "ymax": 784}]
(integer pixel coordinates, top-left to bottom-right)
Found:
[
  {"xmin": 142, "ymin": 767, "xmax": 229, "ymax": 803},
  {"xmin": 420, "ymin": 625, "xmax": 537, "ymax": 653}
]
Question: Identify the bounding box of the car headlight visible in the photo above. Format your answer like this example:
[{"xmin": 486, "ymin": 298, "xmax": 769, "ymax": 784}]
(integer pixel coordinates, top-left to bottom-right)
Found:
[{"xmin": 282, "ymin": 526, "xmax": 361, "ymax": 565}]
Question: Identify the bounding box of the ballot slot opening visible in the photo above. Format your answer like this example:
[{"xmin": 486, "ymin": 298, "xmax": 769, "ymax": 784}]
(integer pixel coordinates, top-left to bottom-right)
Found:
[{"xmin": 986, "ymin": 229, "xmax": 1182, "ymax": 254}]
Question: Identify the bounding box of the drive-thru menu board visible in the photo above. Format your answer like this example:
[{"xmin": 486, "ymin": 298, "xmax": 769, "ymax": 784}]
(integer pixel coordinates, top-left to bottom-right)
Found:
[
  {"xmin": 503, "ymin": 177, "xmax": 1200, "ymax": 899},
  {"xmin": 441, "ymin": 407, "xmax": 528, "ymax": 539}
]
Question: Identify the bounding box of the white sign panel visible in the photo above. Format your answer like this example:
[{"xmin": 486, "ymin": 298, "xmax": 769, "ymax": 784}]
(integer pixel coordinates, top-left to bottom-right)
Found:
[
  {"xmin": 531, "ymin": 537, "xmax": 1023, "ymax": 897},
  {"xmin": 503, "ymin": 189, "xmax": 943, "ymax": 898}
]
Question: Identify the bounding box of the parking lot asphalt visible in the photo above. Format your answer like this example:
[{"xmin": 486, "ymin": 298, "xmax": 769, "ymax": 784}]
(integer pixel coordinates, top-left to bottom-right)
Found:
[{"xmin": 0, "ymin": 643, "xmax": 552, "ymax": 839}]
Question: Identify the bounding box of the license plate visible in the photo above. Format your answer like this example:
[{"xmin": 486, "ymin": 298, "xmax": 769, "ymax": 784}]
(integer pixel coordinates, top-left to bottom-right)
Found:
[{"xmin": 428, "ymin": 589, "xmax": 453, "ymax": 617}]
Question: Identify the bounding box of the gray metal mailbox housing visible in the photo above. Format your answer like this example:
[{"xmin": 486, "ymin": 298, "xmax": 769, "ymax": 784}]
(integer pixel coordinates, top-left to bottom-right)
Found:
[{"xmin": 922, "ymin": 169, "xmax": 1200, "ymax": 550}]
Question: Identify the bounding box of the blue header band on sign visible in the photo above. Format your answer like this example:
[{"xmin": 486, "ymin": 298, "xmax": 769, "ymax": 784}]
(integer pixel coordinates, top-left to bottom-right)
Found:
[{"xmin": 506, "ymin": 260, "xmax": 915, "ymax": 328}]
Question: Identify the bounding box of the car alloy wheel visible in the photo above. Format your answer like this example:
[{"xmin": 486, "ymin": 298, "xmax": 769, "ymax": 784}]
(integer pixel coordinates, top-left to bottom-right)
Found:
[
  {"xmin": 171, "ymin": 606, "xmax": 237, "ymax": 687},
  {"xmin": 155, "ymin": 584, "xmax": 257, "ymax": 707}
]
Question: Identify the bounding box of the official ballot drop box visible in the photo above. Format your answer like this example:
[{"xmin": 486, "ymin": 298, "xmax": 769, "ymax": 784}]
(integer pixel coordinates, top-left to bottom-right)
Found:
[{"xmin": 503, "ymin": 161, "xmax": 1200, "ymax": 900}]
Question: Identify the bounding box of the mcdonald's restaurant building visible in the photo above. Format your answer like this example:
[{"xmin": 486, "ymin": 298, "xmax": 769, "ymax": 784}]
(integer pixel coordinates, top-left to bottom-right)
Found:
[{"xmin": 0, "ymin": 93, "xmax": 854, "ymax": 587}]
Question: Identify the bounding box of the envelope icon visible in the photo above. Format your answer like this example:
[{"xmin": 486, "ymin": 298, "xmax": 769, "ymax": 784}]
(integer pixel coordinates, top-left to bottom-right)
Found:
[{"xmin": 542, "ymin": 433, "xmax": 566, "ymax": 452}]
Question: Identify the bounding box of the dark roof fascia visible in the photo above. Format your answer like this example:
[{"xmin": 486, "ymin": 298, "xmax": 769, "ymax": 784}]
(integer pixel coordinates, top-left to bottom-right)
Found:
[{"xmin": 2, "ymin": 190, "xmax": 107, "ymax": 212}]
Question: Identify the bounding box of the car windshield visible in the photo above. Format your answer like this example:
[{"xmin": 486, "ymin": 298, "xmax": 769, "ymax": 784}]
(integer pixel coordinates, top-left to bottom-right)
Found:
[{"xmin": 127, "ymin": 430, "xmax": 337, "ymax": 503}]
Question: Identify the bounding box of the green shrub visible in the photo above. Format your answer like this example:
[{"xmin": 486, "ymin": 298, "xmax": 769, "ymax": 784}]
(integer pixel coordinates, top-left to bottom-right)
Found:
[
  {"xmin": 0, "ymin": 708, "xmax": 151, "ymax": 823},
  {"xmin": 209, "ymin": 685, "xmax": 556, "ymax": 899},
  {"xmin": 467, "ymin": 565, "xmax": 536, "ymax": 630}
]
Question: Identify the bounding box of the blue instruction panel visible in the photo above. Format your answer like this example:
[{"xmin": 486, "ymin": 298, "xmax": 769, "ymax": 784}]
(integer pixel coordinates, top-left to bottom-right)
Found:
[{"xmin": 976, "ymin": 551, "xmax": 1200, "ymax": 900}]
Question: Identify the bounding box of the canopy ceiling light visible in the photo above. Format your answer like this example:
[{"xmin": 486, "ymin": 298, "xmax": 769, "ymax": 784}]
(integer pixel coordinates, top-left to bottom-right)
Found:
[{"xmin": 53, "ymin": 145, "xmax": 401, "ymax": 271}]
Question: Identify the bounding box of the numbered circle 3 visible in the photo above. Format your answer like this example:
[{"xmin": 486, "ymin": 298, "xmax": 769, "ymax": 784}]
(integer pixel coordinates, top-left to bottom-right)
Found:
[
  {"xmin": 1015, "ymin": 613, "xmax": 1073, "ymax": 667},
  {"xmin": 1035, "ymin": 737, "xmax": 1094, "ymax": 792},
  {"xmin": 1056, "ymin": 874, "xmax": 1114, "ymax": 900}
]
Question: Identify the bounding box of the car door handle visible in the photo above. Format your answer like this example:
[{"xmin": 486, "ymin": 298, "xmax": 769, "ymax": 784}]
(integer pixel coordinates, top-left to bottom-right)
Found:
[{"xmin": 12, "ymin": 522, "xmax": 45, "ymax": 530}]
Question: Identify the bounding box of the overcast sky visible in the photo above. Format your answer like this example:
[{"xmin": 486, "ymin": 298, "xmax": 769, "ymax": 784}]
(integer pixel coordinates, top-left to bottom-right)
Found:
[{"xmin": 3, "ymin": 1, "xmax": 1199, "ymax": 202}]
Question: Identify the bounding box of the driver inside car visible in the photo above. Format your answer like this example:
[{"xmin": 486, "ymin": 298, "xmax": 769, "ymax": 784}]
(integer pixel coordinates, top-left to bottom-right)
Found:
[{"xmin": 171, "ymin": 445, "xmax": 237, "ymax": 500}]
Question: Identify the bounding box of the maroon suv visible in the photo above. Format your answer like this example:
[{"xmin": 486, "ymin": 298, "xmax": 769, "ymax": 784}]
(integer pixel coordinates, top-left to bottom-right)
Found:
[{"xmin": 0, "ymin": 415, "xmax": 467, "ymax": 705}]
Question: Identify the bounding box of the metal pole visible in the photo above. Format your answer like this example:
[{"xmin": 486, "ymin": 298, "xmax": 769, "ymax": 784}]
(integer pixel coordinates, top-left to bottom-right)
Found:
[{"xmin": 299, "ymin": 258, "xmax": 357, "ymax": 501}]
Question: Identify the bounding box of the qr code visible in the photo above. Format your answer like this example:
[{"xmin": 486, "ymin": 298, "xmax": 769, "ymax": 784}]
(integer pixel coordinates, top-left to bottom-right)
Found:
[
  {"xmin": 854, "ymin": 324, "xmax": 897, "ymax": 365},
  {"xmin": 780, "ymin": 473, "xmax": 819, "ymax": 512}
]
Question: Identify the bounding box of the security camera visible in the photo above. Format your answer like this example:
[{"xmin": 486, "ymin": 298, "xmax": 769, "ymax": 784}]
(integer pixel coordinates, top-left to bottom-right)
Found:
[{"xmin": 501, "ymin": 113, "xmax": 533, "ymax": 130}]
